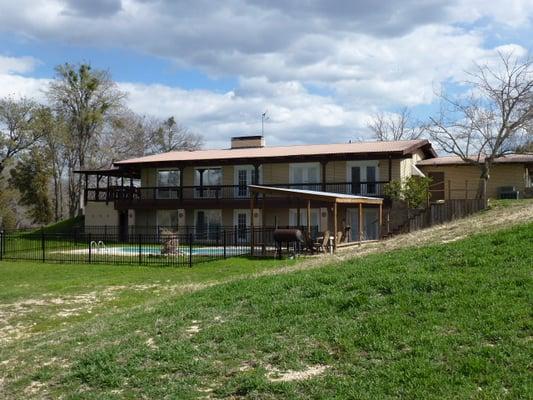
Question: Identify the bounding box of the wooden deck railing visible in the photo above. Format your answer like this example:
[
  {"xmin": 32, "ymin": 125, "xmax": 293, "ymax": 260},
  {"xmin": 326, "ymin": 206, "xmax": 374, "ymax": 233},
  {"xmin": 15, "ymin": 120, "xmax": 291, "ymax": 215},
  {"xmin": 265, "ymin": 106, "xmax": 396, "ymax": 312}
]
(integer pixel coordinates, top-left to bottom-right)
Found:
[{"xmin": 85, "ymin": 181, "xmax": 389, "ymax": 203}]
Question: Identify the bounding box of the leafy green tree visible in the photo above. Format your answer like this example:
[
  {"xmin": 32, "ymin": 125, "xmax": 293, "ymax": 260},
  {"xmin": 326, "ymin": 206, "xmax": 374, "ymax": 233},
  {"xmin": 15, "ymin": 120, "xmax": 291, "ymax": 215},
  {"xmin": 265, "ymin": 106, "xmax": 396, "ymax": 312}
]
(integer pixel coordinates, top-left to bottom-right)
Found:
[
  {"xmin": 0, "ymin": 186, "xmax": 19, "ymax": 230},
  {"xmin": 0, "ymin": 96, "xmax": 43, "ymax": 177},
  {"xmin": 9, "ymin": 148, "xmax": 53, "ymax": 225},
  {"xmin": 46, "ymin": 63, "xmax": 126, "ymax": 217},
  {"xmin": 384, "ymin": 177, "xmax": 432, "ymax": 209}
]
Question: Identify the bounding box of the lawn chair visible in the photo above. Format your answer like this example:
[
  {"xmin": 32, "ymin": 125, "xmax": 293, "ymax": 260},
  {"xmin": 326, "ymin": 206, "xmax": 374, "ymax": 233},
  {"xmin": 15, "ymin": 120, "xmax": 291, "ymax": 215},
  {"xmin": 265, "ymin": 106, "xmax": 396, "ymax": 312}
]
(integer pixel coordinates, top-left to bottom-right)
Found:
[{"xmin": 314, "ymin": 230, "xmax": 330, "ymax": 253}]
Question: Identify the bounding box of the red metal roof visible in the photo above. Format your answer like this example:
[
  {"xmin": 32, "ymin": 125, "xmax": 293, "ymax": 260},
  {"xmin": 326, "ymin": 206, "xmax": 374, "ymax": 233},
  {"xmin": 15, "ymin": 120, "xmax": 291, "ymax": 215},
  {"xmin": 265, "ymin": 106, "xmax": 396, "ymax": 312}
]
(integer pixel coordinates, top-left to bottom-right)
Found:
[
  {"xmin": 417, "ymin": 154, "xmax": 533, "ymax": 166},
  {"xmin": 115, "ymin": 139, "xmax": 434, "ymax": 166}
]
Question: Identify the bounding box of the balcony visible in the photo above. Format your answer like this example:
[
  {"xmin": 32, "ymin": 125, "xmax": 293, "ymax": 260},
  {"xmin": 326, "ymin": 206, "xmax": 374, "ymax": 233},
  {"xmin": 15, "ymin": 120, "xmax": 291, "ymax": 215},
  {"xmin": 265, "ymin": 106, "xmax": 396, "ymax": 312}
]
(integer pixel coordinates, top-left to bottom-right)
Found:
[{"xmin": 86, "ymin": 181, "xmax": 389, "ymax": 208}]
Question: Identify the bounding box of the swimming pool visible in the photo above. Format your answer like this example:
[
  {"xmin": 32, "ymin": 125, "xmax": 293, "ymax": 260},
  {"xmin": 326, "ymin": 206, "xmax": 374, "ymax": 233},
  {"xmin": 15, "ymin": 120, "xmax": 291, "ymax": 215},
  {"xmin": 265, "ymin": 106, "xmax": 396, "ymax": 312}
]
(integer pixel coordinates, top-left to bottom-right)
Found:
[
  {"xmin": 115, "ymin": 246, "xmax": 250, "ymax": 256},
  {"xmin": 58, "ymin": 246, "xmax": 251, "ymax": 257}
]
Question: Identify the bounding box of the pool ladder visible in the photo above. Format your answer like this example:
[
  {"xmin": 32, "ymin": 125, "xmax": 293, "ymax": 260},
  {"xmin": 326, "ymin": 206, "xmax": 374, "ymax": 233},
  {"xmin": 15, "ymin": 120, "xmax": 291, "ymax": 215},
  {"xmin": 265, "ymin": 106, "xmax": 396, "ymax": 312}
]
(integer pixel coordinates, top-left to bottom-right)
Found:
[{"xmin": 90, "ymin": 241, "xmax": 106, "ymax": 251}]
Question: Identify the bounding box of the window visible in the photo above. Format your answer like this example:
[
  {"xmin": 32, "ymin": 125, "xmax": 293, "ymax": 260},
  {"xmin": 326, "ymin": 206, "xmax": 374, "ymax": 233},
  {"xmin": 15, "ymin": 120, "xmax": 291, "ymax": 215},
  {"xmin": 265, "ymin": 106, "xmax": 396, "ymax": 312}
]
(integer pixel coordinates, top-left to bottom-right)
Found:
[
  {"xmin": 194, "ymin": 210, "xmax": 222, "ymax": 239},
  {"xmin": 195, "ymin": 168, "xmax": 222, "ymax": 198},
  {"xmin": 157, "ymin": 210, "xmax": 179, "ymax": 228},
  {"xmin": 157, "ymin": 169, "xmax": 180, "ymax": 199},
  {"xmin": 289, "ymin": 208, "xmax": 320, "ymax": 230},
  {"xmin": 290, "ymin": 163, "xmax": 320, "ymax": 190}
]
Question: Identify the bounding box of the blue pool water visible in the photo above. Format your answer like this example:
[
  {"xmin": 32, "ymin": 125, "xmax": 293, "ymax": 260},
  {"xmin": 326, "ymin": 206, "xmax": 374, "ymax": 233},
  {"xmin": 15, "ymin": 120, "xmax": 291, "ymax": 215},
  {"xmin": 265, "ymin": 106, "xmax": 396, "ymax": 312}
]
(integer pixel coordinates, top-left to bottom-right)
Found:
[{"xmin": 114, "ymin": 246, "xmax": 249, "ymax": 256}]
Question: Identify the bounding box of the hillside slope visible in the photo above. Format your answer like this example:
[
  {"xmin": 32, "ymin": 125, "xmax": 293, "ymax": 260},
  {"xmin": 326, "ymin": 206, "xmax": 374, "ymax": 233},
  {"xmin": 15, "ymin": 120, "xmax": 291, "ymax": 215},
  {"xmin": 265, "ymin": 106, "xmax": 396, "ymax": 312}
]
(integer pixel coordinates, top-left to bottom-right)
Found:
[{"xmin": 0, "ymin": 202, "xmax": 531, "ymax": 399}]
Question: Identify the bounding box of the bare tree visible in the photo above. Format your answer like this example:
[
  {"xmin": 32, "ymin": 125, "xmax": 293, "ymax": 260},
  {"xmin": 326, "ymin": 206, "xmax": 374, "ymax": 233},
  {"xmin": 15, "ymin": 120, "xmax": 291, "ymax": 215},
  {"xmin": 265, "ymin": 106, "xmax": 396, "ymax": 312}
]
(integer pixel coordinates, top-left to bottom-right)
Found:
[
  {"xmin": 0, "ymin": 97, "xmax": 43, "ymax": 176},
  {"xmin": 368, "ymin": 107, "xmax": 424, "ymax": 141},
  {"xmin": 151, "ymin": 116, "xmax": 203, "ymax": 153},
  {"xmin": 427, "ymin": 51, "xmax": 533, "ymax": 201},
  {"xmin": 46, "ymin": 63, "xmax": 126, "ymax": 217},
  {"xmin": 95, "ymin": 109, "xmax": 157, "ymax": 167}
]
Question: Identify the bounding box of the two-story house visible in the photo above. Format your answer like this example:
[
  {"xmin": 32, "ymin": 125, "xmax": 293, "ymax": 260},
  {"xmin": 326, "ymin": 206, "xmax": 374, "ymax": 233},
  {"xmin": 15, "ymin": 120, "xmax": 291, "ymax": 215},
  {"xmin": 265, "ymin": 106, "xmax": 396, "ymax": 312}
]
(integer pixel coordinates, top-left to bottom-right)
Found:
[{"xmin": 80, "ymin": 136, "xmax": 436, "ymax": 243}]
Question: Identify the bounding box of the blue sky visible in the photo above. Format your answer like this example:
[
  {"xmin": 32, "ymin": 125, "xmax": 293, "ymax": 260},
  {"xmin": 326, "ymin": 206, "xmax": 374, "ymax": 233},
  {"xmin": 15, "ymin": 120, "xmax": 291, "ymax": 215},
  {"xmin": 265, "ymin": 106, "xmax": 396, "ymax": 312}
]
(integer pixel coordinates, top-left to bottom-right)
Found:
[{"xmin": 0, "ymin": 0, "xmax": 531, "ymax": 148}]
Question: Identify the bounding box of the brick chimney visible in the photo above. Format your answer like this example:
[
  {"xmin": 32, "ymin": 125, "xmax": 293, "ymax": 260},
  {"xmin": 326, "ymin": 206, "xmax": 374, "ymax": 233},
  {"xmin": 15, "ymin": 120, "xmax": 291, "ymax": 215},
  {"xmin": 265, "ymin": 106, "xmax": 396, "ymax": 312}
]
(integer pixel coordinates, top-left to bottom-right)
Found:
[{"xmin": 230, "ymin": 135, "xmax": 265, "ymax": 149}]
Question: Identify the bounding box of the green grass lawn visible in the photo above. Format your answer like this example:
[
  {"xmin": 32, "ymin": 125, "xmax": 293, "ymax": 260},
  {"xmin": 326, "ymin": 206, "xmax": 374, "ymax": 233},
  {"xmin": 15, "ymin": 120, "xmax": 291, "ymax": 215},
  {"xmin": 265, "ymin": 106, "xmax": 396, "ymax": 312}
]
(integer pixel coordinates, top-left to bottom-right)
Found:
[{"xmin": 1, "ymin": 223, "xmax": 532, "ymax": 399}]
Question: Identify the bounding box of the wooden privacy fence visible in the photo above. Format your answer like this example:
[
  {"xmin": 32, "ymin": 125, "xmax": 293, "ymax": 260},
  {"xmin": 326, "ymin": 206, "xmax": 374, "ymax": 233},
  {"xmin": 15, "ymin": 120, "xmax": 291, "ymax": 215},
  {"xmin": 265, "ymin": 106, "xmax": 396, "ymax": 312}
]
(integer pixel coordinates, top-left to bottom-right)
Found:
[{"xmin": 405, "ymin": 199, "xmax": 486, "ymax": 233}]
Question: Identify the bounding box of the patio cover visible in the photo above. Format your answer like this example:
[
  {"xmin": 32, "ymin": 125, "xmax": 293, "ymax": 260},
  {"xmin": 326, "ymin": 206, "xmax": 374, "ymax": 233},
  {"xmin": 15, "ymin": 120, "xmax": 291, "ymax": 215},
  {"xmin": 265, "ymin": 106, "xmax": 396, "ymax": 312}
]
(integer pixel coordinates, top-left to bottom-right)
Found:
[
  {"xmin": 248, "ymin": 185, "xmax": 384, "ymax": 251},
  {"xmin": 248, "ymin": 185, "xmax": 384, "ymax": 204}
]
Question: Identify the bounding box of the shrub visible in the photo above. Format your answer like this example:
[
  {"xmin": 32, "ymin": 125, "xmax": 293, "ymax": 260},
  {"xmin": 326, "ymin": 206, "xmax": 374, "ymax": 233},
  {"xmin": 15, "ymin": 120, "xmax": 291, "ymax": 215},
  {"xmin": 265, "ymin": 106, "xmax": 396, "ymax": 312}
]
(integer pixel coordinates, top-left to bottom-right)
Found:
[{"xmin": 384, "ymin": 176, "xmax": 432, "ymax": 209}]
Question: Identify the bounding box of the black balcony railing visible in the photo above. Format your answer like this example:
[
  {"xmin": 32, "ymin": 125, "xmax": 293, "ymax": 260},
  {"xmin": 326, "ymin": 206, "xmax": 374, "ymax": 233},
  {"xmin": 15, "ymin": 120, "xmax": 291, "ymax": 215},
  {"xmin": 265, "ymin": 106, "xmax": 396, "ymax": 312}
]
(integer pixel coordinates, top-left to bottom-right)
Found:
[{"xmin": 85, "ymin": 181, "xmax": 389, "ymax": 203}]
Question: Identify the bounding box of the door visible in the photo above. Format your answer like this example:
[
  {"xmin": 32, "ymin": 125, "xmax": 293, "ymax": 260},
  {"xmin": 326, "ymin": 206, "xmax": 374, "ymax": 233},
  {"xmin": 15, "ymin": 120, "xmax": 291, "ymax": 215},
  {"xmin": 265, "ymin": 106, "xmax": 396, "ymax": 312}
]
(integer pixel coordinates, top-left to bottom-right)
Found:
[
  {"xmin": 234, "ymin": 166, "xmax": 255, "ymax": 198},
  {"xmin": 351, "ymin": 166, "xmax": 361, "ymax": 195},
  {"xmin": 346, "ymin": 208, "xmax": 379, "ymax": 241},
  {"xmin": 428, "ymin": 172, "xmax": 445, "ymax": 201},
  {"xmin": 195, "ymin": 210, "xmax": 222, "ymax": 239},
  {"xmin": 119, "ymin": 211, "xmax": 129, "ymax": 242},
  {"xmin": 348, "ymin": 162, "xmax": 379, "ymax": 195},
  {"xmin": 233, "ymin": 210, "xmax": 250, "ymax": 241}
]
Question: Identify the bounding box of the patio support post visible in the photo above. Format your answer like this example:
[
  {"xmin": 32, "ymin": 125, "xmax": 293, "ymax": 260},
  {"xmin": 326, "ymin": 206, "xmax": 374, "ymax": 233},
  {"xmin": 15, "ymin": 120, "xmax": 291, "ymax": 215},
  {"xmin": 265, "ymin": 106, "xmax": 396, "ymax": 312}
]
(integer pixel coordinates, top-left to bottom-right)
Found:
[
  {"xmin": 84, "ymin": 174, "xmax": 88, "ymax": 205},
  {"xmin": 333, "ymin": 202, "xmax": 338, "ymax": 251},
  {"xmin": 306, "ymin": 199, "xmax": 311, "ymax": 236},
  {"xmin": 106, "ymin": 175, "xmax": 110, "ymax": 205},
  {"xmin": 179, "ymin": 167, "xmax": 184, "ymax": 201},
  {"xmin": 388, "ymin": 155, "xmax": 392, "ymax": 182},
  {"xmin": 321, "ymin": 161, "xmax": 327, "ymax": 191},
  {"xmin": 359, "ymin": 203, "xmax": 363, "ymax": 244},
  {"xmin": 198, "ymin": 168, "xmax": 205, "ymax": 198},
  {"xmin": 250, "ymin": 194, "xmax": 255, "ymax": 255},
  {"xmin": 379, "ymin": 204, "xmax": 383, "ymax": 239},
  {"xmin": 253, "ymin": 164, "xmax": 260, "ymax": 185},
  {"xmin": 261, "ymin": 194, "xmax": 266, "ymax": 227}
]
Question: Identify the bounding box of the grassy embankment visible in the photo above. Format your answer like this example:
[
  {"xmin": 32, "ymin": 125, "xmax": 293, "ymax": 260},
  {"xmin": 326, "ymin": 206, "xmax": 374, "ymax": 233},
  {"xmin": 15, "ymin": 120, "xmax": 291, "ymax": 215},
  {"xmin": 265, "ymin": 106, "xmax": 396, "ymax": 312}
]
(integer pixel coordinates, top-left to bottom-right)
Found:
[{"xmin": 0, "ymin": 202, "xmax": 531, "ymax": 398}]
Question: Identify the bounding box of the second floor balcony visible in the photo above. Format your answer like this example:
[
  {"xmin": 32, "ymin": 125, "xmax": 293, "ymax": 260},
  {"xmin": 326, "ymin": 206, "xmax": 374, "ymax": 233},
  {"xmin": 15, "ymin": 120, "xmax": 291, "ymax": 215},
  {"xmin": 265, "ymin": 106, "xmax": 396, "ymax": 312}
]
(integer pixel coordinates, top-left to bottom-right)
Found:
[{"xmin": 86, "ymin": 181, "xmax": 389, "ymax": 208}]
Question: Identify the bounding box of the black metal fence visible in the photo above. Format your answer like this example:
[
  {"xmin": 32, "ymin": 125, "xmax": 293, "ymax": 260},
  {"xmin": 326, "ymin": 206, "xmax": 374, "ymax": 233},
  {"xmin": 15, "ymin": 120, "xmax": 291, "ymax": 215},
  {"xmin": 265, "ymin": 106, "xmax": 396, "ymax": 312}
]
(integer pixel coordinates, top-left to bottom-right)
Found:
[{"xmin": 0, "ymin": 226, "xmax": 318, "ymax": 267}]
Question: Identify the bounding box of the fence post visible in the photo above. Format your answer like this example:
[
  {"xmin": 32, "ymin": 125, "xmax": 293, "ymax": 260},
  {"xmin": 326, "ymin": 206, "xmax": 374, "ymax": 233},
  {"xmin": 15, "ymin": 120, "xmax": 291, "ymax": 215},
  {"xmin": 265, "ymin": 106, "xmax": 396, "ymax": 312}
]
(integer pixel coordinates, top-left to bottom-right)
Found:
[
  {"xmin": 223, "ymin": 229, "xmax": 227, "ymax": 259},
  {"xmin": 41, "ymin": 229, "xmax": 45, "ymax": 263},
  {"xmin": 0, "ymin": 230, "xmax": 3, "ymax": 261},
  {"xmin": 138, "ymin": 234, "xmax": 142, "ymax": 265},
  {"xmin": 87, "ymin": 232, "xmax": 93, "ymax": 264},
  {"xmin": 189, "ymin": 233, "xmax": 193, "ymax": 267}
]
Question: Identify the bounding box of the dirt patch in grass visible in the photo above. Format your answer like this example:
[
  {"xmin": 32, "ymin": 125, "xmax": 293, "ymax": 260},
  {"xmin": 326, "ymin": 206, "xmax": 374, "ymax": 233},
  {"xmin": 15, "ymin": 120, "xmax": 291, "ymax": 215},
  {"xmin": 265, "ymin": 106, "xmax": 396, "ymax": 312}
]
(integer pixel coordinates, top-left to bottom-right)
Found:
[
  {"xmin": 0, "ymin": 283, "xmax": 214, "ymax": 344},
  {"xmin": 266, "ymin": 364, "xmax": 329, "ymax": 382}
]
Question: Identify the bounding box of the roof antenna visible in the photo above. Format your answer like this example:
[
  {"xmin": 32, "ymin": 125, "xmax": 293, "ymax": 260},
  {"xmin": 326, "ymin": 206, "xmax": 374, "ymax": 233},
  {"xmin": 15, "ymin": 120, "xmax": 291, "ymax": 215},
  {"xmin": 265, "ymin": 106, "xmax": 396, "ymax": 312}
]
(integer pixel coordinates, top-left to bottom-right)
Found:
[{"xmin": 261, "ymin": 110, "xmax": 269, "ymax": 136}]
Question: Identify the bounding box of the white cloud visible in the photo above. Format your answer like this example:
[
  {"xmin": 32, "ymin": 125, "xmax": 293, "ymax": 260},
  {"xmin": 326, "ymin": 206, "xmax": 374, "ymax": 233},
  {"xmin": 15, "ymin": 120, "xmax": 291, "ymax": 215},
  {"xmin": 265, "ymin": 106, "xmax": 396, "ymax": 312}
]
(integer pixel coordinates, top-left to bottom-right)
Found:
[
  {"xmin": 0, "ymin": 1, "xmax": 531, "ymax": 147},
  {"xmin": 0, "ymin": 55, "xmax": 39, "ymax": 75}
]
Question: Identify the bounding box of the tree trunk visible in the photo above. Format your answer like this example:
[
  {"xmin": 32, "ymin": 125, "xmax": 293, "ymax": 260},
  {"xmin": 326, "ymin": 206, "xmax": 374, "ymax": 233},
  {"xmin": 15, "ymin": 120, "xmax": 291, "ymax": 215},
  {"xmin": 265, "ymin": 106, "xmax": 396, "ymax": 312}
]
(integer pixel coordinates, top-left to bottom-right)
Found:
[{"xmin": 479, "ymin": 160, "xmax": 491, "ymax": 208}]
